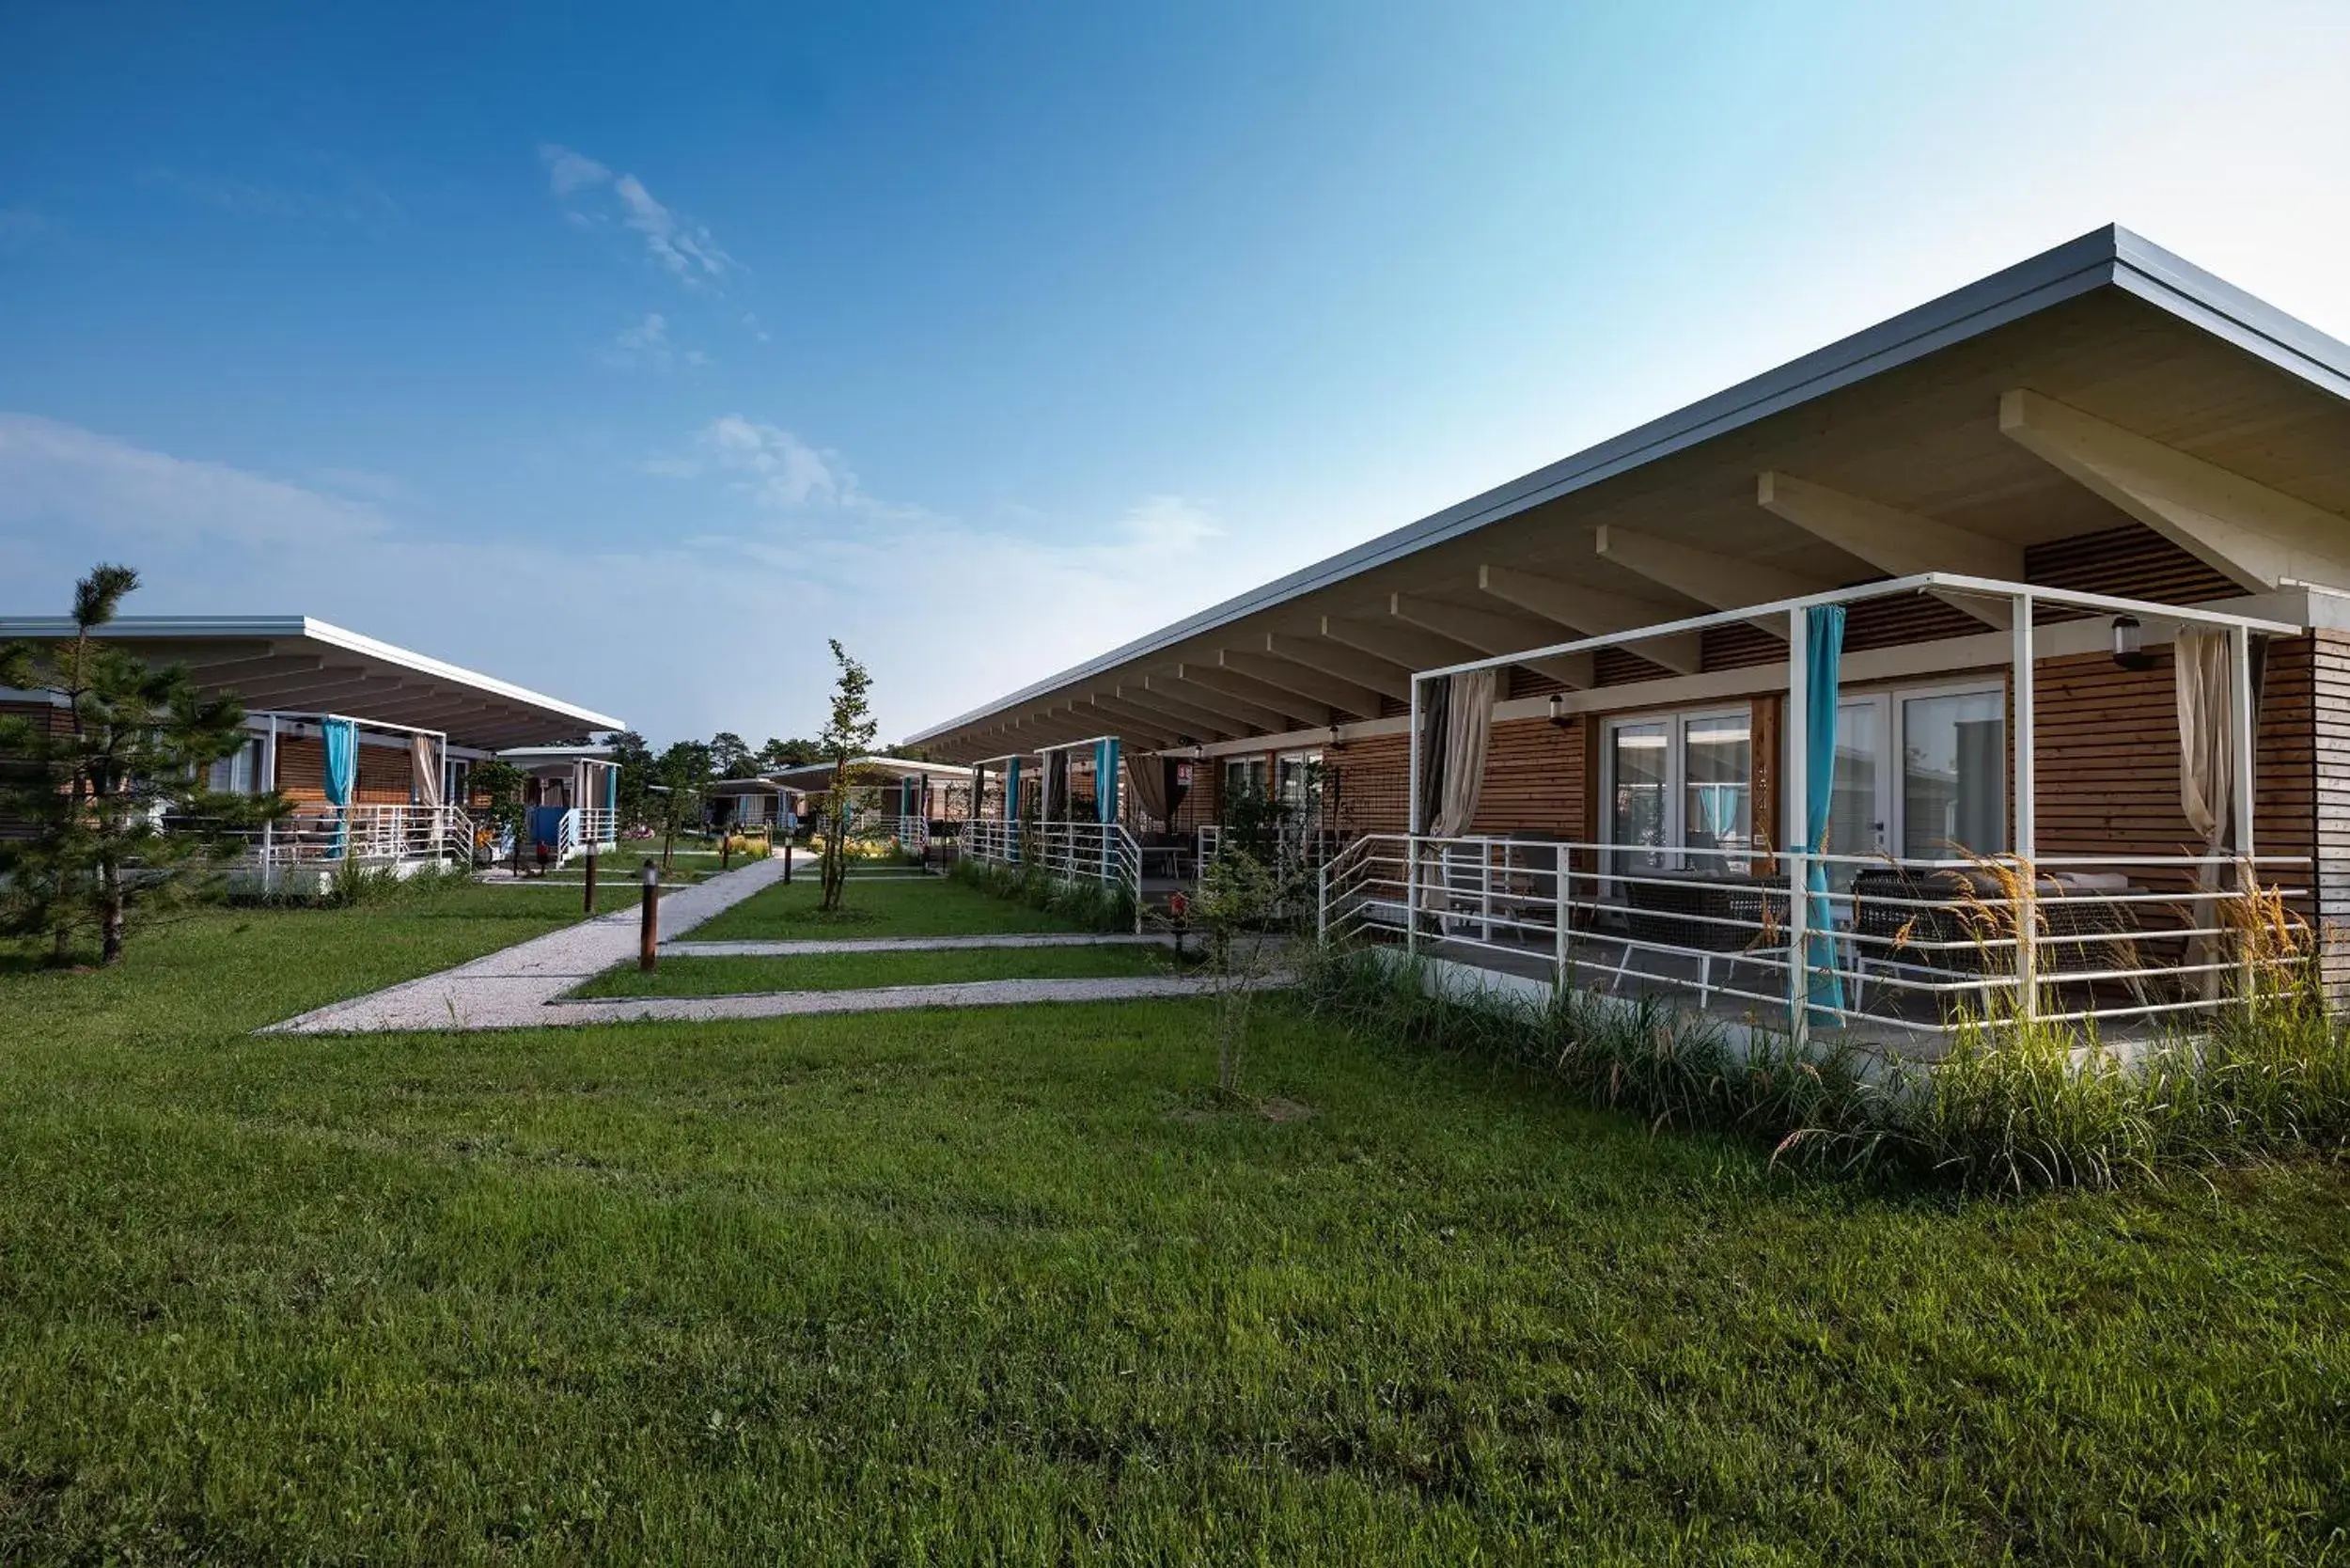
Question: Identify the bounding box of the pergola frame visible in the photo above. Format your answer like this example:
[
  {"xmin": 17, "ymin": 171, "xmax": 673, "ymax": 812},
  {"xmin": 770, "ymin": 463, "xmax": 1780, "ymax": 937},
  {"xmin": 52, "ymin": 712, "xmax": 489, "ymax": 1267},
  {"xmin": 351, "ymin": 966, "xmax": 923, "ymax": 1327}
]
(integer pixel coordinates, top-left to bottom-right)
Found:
[{"xmin": 1405, "ymin": 570, "xmax": 2300, "ymax": 1040}]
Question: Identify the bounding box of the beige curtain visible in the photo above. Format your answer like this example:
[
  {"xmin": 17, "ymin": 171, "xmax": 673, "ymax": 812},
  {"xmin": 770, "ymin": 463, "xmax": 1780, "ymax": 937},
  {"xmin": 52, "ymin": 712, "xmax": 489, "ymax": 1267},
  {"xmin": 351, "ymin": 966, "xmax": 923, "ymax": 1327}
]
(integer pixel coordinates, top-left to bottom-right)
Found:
[
  {"xmin": 1124, "ymin": 751, "xmax": 1172, "ymax": 829},
  {"xmin": 1430, "ymin": 669, "xmax": 1497, "ymax": 838},
  {"xmin": 411, "ymin": 734, "xmax": 443, "ymax": 809},
  {"xmin": 2175, "ymin": 630, "xmax": 2234, "ymax": 996}
]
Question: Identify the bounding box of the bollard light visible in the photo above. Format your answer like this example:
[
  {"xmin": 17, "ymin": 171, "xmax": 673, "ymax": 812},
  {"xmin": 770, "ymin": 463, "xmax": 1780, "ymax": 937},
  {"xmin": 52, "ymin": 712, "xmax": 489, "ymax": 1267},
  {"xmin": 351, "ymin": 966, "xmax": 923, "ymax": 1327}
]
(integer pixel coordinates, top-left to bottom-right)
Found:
[{"xmin": 639, "ymin": 858, "xmax": 660, "ymax": 972}]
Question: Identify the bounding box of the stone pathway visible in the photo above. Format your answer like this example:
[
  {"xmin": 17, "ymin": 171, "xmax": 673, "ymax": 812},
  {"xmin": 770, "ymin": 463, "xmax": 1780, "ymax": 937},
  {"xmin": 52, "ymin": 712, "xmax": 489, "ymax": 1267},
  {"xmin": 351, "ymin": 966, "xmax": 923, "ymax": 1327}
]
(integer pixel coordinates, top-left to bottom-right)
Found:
[
  {"xmin": 262, "ymin": 853, "xmax": 802, "ymax": 1035},
  {"xmin": 261, "ymin": 859, "xmax": 1247, "ymax": 1034}
]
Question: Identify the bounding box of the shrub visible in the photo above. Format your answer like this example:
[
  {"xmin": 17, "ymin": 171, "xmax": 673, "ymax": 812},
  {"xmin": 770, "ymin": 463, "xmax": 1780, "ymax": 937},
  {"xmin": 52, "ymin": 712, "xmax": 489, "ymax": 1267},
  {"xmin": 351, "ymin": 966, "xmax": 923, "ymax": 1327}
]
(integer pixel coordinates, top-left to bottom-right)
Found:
[
  {"xmin": 1298, "ymin": 936, "xmax": 2350, "ymax": 1193},
  {"xmin": 949, "ymin": 855, "xmax": 1135, "ymax": 933}
]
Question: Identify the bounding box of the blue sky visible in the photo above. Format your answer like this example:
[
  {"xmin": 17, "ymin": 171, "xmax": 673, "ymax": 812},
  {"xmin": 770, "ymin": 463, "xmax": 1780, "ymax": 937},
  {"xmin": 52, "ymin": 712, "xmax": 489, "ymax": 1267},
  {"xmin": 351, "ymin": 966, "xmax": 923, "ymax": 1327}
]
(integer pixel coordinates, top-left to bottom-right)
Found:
[{"xmin": 4, "ymin": 1, "xmax": 2347, "ymax": 745}]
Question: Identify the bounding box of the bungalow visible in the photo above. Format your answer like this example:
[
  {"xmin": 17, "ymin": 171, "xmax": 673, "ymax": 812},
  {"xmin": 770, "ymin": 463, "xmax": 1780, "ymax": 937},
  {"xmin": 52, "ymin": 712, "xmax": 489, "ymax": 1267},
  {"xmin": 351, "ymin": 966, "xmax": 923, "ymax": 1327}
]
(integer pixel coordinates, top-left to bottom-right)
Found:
[
  {"xmin": 762, "ymin": 755, "xmax": 975, "ymax": 851},
  {"xmin": 904, "ymin": 225, "xmax": 2350, "ymax": 1049},
  {"xmin": 495, "ymin": 744, "xmax": 624, "ymax": 866},
  {"xmin": 0, "ymin": 615, "xmax": 622, "ymax": 889}
]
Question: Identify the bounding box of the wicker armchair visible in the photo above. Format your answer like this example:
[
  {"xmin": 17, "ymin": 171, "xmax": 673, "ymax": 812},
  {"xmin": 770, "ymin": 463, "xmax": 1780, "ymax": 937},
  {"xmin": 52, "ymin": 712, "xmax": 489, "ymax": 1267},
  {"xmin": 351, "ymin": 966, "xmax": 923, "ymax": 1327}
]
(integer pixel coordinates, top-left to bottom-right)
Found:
[{"xmin": 1611, "ymin": 871, "xmax": 1791, "ymax": 1008}]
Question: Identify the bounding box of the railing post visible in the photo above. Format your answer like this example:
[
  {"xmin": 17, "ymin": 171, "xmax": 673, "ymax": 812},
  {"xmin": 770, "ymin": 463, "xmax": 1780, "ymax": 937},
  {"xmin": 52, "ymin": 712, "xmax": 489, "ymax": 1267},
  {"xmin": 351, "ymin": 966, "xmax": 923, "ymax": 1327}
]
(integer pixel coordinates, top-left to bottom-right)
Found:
[
  {"xmin": 1404, "ymin": 835, "xmax": 1420, "ymax": 956},
  {"xmin": 1554, "ymin": 847, "xmax": 1569, "ymax": 991},
  {"xmin": 2230, "ymin": 621, "xmax": 2257, "ymax": 1007},
  {"xmin": 1787, "ymin": 604, "xmax": 1810, "ymax": 1045},
  {"xmin": 2013, "ymin": 592, "xmax": 2038, "ymax": 1022}
]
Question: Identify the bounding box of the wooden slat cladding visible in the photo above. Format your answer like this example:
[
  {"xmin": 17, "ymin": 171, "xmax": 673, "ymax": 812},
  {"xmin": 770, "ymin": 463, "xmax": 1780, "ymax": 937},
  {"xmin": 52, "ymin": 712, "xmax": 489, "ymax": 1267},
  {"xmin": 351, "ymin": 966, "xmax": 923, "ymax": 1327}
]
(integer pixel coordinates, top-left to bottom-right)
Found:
[
  {"xmin": 1702, "ymin": 622, "xmax": 1782, "ymax": 674},
  {"xmin": 2034, "ymin": 639, "xmax": 2316, "ymax": 916},
  {"xmin": 271, "ymin": 736, "xmax": 417, "ymax": 804},
  {"xmin": 2026, "ymin": 524, "xmax": 2241, "ymax": 610},
  {"xmin": 1327, "ymin": 734, "xmax": 1409, "ymax": 834},
  {"xmin": 1320, "ymin": 718, "xmax": 1584, "ymax": 839},
  {"xmin": 1593, "ymin": 648, "xmax": 1677, "ymax": 688},
  {"xmin": 2313, "ymin": 633, "xmax": 2350, "ymax": 997}
]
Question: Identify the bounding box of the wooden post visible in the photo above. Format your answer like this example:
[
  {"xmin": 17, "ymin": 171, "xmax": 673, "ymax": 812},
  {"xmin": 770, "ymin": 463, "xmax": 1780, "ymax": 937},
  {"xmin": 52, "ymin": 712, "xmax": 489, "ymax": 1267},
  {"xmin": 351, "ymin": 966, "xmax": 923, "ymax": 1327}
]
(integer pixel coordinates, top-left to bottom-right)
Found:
[
  {"xmin": 583, "ymin": 850, "xmax": 597, "ymax": 915},
  {"xmin": 639, "ymin": 859, "xmax": 659, "ymax": 972}
]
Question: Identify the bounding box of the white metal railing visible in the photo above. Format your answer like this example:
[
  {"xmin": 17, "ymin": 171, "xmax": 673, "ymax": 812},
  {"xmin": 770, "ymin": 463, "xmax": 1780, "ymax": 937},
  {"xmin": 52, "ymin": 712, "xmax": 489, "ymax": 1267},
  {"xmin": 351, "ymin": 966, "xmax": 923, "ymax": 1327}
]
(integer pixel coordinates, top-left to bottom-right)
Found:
[
  {"xmin": 224, "ymin": 803, "xmax": 475, "ymax": 877},
  {"xmin": 896, "ymin": 815, "xmax": 930, "ymax": 852},
  {"xmin": 1320, "ymin": 832, "xmax": 2313, "ymax": 1041},
  {"xmin": 575, "ymin": 807, "xmax": 618, "ymax": 849},
  {"xmin": 958, "ymin": 818, "xmax": 1143, "ymax": 910}
]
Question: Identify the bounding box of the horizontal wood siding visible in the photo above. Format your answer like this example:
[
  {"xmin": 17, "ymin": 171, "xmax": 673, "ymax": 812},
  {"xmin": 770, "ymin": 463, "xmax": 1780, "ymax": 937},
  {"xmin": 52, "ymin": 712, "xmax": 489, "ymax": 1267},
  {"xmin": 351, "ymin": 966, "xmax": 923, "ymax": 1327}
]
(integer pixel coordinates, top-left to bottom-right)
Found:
[
  {"xmin": 2315, "ymin": 634, "xmax": 2350, "ymax": 997},
  {"xmin": 272, "ymin": 736, "xmax": 416, "ymax": 804},
  {"xmin": 2026, "ymin": 524, "xmax": 2241, "ymax": 609}
]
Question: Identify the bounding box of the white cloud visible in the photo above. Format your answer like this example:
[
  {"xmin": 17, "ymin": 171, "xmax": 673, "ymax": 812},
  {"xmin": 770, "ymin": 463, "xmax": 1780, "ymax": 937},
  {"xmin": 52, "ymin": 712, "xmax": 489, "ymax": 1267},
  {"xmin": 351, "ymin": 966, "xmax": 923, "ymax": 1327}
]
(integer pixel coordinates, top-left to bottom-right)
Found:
[
  {"xmin": 0, "ymin": 412, "xmax": 1298, "ymax": 749},
  {"xmin": 539, "ymin": 143, "xmax": 738, "ymax": 287},
  {"xmin": 682, "ymin": 416, "xmax": 854, "ymax": 508},
  {"xmin": 0, "ymin": 414, "xmax": 386, "ymax": 548},
  {"xmin": 602, "ymin": 312, "xmax": 705, "ymax": 373}
]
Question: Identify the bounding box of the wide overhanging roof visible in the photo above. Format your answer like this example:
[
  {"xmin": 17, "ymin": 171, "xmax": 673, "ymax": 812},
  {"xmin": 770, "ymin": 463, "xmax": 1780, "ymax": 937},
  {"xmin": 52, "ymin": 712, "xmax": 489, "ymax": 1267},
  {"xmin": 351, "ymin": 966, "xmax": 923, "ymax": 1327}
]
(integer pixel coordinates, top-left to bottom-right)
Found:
[
  {"xmin": 902, "ymin": 224, "xmax": 2350, "ymax": 762},
  {"xmin": 764, "ymin": 754, "xmax": 971, "ymax": 786},
  {"xmin": 0, "ymin": 615, "xmax": 622, "ymax": 749}
]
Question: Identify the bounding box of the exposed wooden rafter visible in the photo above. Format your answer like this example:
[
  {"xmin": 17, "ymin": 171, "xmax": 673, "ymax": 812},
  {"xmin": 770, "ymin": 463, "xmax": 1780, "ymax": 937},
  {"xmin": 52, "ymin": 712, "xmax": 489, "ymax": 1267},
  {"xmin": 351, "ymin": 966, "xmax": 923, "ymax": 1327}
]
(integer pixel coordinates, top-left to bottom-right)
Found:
[
  {"xmin": 1756, "ymin": 471, "xmax": 2018, "ymax": 629},
  {"xmin": 1476, "ymin": 564, "xmax": 1701, "ymax": 673},
  {"xmin": 1388, "ymin": 594, "xmax": 1594, "ymax": 688},
  {"xmin": 1176, "ymin": 662, "xmax": 1333, "ymax": 729},
  {"xmin": 1999, "ymin": 388, "xmax": 2350, "ymax": 592},
  {"xmin": 1593, "ymin": 525, "xmax": 1833, "ymax": 636}
]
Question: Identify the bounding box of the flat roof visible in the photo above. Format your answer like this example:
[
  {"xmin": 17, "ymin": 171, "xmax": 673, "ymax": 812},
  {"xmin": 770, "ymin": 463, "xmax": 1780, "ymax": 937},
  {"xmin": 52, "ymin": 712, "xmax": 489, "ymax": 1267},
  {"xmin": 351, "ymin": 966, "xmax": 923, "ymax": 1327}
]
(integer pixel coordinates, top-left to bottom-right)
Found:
[
  {"xmin": 903, "ymin": 223, "xmax": 2350, "ymax": 757},
  {"xmin": 0, "ymin": 614, "xmax": 623, "ymax": 748}
]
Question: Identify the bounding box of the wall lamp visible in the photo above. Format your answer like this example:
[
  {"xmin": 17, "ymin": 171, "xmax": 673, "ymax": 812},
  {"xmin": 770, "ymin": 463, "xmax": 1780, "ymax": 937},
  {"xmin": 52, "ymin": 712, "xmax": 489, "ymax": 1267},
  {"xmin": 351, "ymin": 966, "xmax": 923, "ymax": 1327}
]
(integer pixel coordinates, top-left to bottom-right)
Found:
[
  {"xmin": 1547, "ymin": 693, "xmax": 1571, "ymax": 728},
  {"xmin": 2111, "ymin": 615, "xmax": 2154, "ymax": 672}
]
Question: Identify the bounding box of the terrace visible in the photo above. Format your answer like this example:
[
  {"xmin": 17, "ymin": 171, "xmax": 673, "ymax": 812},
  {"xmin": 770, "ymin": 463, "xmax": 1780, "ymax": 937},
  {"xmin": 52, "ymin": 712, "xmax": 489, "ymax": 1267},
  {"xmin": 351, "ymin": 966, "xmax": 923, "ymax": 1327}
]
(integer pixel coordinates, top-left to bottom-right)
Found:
[{"xmin": 1321, "ymin": 572, "xmax": 2307, "ymax": 1054}]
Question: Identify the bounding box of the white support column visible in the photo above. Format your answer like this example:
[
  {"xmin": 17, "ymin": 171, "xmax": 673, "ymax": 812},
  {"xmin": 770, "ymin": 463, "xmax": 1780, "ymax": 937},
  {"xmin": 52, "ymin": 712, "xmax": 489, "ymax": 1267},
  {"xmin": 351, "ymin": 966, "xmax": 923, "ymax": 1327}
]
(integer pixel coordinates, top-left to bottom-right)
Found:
[
  {"xmin": 2230, "ymin": 622, "xmax": 2258, "ymax": 1003},
  {"xmin": 1405, "ymin": 677, "xmax": 1422, "ymax": 956},
  {"xmin": 2013, "ymin": 593, "xmax": 2038, "ymax": 1019},
  {"xmin": 1786, "ymin": 605, "xmax": 1810, "ymax": 1043},
  {"xmin": 261, "ymin": 714, "xmax": 279, "ymax": 891}
]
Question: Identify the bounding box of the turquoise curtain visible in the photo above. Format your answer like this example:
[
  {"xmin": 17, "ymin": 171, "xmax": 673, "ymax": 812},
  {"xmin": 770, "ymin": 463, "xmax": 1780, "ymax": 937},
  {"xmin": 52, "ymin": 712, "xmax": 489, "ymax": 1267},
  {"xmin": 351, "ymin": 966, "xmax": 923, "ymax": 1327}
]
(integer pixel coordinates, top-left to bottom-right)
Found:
[
  {"xmin": 603, "ymin": 765, "xmax": 616, "ymax": 813},
  {"xmin": 1801, "ymin": 607, "xmax": 1846, "ymax": 1023},
  {"xmin": 1005, "ymin": 757, "xmax": 1023, "ymax": 862},
  {"xmin": 1096, "ymin": 737, "xmax": 1120, "ymax": 824},
  {"xmin": 322, "ymin": 717, "xmax": 357, "ymax": 859}
]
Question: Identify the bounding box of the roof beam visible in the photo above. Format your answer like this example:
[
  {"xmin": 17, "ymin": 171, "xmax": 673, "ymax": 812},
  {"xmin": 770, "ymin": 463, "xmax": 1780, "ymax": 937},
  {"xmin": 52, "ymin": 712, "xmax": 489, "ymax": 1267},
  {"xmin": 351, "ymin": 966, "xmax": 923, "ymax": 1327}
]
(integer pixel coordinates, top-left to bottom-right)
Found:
[
  {"xmin": 1143, "ymin": 673, "xmax": 1292, "ymax": 733},
  {"xmin": 1388, "ymin": 594, "xmax": 1595, "ymax": 688},
  {"xmin": 1216, "ymin": 648, "xmax": 1386, "ymax": 716},
  {"xmin": 223, "ymin": 664, "xmax": 384, "ymax": 702},
  {"xmin": 1320, "ymin": 614, "xmax": 1483, "ymax": 673},
  {"xmin": 1261, "ymin": 632, "xmax": 1411, "ymax": 699},
  {"xmin": 1079, "ymin": 698, "xmax": 1181, "ymax": 747},
  {"xmin": 1176, "ymin": 662, "xmax": 1333, "ymax": 729},
  {"xmin": 1998, "ymin": 388, "xmax": 2350, "ymax": 592},
  {"xmin": 1756, "ymin": 471, "xmax": 2018, "ymax": 629},
  {"xmin": 1476, "ymin": 564, "xmax": 1701, "ymax": 674},
  {"xmin": 1087, "ymin": 694, "xmax": 1204, "ymax": 747},
  {"xmin": 1113, "ymin": 683, "xmax": 1245, "ymax": 741},
  {"xmin": 1593, "ymin": 525, "xmax": 1834, "ymax": 636}
]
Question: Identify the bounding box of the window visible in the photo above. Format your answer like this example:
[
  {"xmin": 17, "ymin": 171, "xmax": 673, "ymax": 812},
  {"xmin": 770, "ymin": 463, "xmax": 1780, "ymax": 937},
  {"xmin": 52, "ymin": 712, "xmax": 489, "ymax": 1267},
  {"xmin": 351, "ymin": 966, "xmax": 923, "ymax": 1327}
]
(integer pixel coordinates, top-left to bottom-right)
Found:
[
  {"xmin": 207, "ymin": 736, "xmax": 262, "ymax": 795},
  {"xmin": 1274, "ymin": 750, "xmax": 1321, "ymax": 812},
  {"xmin": 1224, "ymin": 756, "xmax": 1267, "ymax": 799},
  {"xmin": 1900, "ymin": 688, "xmax": 2005, "ymax": 859},
  {"xmin": 1603, "ymin": 709, "xmax": 1752, "ymax": 877}
]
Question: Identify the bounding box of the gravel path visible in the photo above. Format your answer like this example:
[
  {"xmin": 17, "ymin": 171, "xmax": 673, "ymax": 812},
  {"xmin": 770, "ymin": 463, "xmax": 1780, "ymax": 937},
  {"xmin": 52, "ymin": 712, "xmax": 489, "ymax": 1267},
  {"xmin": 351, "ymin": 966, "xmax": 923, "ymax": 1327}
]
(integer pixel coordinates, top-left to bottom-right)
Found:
[{"xmin": 260, "ymin": 853, "xmax": 804, "ymax": 1035}]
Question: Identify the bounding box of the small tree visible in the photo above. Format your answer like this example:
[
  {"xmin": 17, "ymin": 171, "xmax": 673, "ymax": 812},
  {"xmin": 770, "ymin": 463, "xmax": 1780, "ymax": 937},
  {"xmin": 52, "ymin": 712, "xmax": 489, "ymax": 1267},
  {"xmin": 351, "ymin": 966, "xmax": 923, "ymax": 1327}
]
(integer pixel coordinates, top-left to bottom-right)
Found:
[
  {"xmin": 817, "ymin": 640, "xmax": 878, "ymax": 912},
  {"xmin": 652, "ymin": 740, "xmax": 714, "ymax": 870},
  {"xmin": 0, "ymin": 564, "xmax": 273, "ymax": 965},
  {"xmin": 607, "ymin": 729, "xmax": 654, "ymax": 831}
]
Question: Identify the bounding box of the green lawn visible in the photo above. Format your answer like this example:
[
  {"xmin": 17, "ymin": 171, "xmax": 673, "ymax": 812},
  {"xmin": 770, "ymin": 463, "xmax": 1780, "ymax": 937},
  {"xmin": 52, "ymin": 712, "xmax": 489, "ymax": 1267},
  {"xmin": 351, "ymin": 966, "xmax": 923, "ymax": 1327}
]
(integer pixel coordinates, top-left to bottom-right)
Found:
[
  {"xmin": 572, "ymin": 942, "xmax": 1182, "ymax": 998},
  {"xmin": 1, "ymin": 888, "xmax": 2346, "ymax": 1560},
  {"xmin": 689, "ymin": 871, "xmax": 1092, "ymax": 942}
]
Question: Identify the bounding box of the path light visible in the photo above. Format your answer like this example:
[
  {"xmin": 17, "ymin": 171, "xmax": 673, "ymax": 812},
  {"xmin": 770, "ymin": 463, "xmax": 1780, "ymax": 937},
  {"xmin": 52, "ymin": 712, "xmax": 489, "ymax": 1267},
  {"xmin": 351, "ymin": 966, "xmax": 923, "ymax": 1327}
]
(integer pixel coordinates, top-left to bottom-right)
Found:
[{"xmin": 639, "ymin": 859, "xmax": 660, "ymax": 973}]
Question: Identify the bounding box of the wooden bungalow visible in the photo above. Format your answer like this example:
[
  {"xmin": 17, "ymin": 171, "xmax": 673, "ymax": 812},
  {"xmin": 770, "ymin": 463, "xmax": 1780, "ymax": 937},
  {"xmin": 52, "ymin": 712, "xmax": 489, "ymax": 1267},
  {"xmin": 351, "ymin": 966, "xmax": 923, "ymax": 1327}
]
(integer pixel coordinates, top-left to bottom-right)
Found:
[
  {"xmin": 0, "ymin": 614, "xmax": 621, "ymax": 890},
  {"xmin": 902, "ymin": 226, "xmax": 2350, "ymax": 1047}
]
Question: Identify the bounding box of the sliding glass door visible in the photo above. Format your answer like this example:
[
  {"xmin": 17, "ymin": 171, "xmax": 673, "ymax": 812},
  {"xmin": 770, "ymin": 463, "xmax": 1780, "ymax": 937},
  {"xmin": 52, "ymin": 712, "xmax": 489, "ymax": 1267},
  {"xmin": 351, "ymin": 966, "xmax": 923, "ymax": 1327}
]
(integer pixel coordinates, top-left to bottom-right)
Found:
[
  {"xmin": 1899, "ymin": 688, "xmax": 2005, "ymax": 860},
  {"xmin": 1604, "ymin": 710, "xmax": 1753, "ymax": 880}
]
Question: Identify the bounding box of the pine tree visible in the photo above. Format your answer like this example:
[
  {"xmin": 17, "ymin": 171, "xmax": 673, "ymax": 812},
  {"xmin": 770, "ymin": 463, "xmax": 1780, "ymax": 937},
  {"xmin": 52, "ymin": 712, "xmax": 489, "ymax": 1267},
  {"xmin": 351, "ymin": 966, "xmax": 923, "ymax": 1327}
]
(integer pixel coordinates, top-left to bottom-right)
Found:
[
  {"xmin": 817, "ymin": 640, "xmax": 878, "ymax": 913},
  {"xmin": 0, "ymin": 564, "xmax": 274, "ymax": 965}
]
